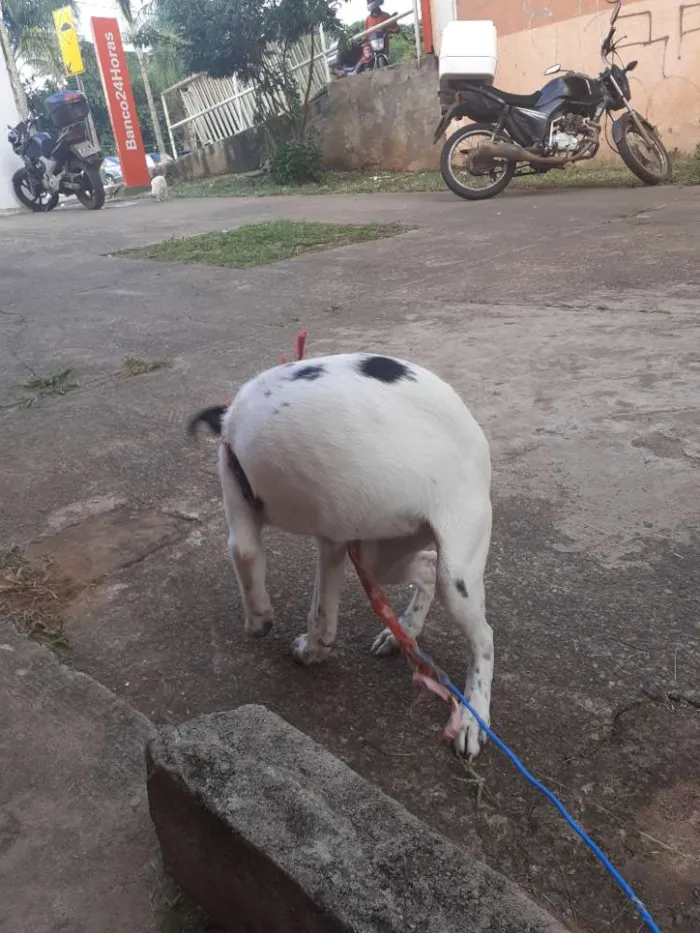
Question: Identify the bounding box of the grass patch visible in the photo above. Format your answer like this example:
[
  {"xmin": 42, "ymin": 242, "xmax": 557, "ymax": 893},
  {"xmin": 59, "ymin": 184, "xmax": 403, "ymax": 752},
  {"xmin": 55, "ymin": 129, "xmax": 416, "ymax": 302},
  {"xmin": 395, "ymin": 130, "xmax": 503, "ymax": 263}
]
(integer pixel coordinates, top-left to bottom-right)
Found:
[
  {"xmin": 169, "ymin": 157, "xmax": 700, "ymax": 199},
  {"xmin": 120, "ymin": 356, "xmax": 171, "ymax": 377},
  {"xmin": 21, "ymin": 368, "xmax": 77, "ymax": 405},
  {"xmin": 0, "ymin": 546, "xmax": 70, "ymax": 653},
  {"xmin": 514, "ymin": 157, "xmax": 700, "ymax": 190},
  {"xmin": 169, "ymin": 170, "xmax": 443, "ymax": 199},
  {"xmin": 121, "ymin": 220, "xmax": 407, "ymax": 268}
]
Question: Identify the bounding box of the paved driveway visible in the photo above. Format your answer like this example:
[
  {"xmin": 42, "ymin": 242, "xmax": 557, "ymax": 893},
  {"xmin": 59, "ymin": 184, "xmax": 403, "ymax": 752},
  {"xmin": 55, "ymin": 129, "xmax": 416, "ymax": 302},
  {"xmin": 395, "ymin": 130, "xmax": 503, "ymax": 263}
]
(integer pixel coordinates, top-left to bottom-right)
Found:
[{"xmin": 1, "ymin": 186, "xmax": 699, "ymax": 932}]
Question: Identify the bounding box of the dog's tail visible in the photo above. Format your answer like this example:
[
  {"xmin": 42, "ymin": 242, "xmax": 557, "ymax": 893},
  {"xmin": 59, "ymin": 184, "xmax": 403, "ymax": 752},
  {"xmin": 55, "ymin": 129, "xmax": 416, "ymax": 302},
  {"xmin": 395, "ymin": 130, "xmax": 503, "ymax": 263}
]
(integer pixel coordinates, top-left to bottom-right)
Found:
[{"xmin": 188, "ymin": 404, "xmax": 227, "ymax": 437}]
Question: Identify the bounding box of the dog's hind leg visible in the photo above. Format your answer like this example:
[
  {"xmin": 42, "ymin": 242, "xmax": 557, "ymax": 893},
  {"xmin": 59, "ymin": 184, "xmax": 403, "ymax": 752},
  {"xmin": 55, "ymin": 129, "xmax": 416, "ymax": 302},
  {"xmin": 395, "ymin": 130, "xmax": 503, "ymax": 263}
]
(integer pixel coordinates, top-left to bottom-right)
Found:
[
  {"xmin": 433, "ymin": 495, "xmax": 493, "ymax": 760},
  {"xmin": 292, "ymin": 537, "xmax": 347, "ymax": 665},
  {"xmin": 366, "ymin": 540, "xmax": 437, "ymax": 657}
]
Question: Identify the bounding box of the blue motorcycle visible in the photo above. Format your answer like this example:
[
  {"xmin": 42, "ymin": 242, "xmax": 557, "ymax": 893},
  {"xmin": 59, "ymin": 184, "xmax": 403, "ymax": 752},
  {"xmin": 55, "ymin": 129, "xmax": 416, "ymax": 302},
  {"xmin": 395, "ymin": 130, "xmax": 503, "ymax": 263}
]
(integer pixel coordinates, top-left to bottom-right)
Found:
[{"xmin": 7, "ymin": 90, "xmax": 104, "ymax": 212}]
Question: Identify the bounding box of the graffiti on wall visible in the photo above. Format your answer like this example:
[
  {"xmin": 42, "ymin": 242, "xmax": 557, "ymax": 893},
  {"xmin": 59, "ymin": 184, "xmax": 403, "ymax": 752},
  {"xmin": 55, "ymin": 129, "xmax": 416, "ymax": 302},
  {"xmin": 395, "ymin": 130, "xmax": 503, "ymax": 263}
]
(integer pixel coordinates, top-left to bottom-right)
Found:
[
  {"xmin": 609, "ymin": 0, "xmax": 700, "ymax": 139},
  {"xmin": 455, "ymin": 0, "xmax": 700, "ymax": 152},
  {"xmin": 615, "ymin": 2, "xmax": 700, "ymax": 77}
]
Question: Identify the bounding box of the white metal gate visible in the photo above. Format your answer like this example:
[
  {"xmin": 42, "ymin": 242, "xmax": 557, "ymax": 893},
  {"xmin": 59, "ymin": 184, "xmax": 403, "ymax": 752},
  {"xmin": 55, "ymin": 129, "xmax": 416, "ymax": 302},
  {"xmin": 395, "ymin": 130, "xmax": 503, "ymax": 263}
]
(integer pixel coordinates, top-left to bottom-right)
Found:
[
  {"xmin": 161, "ymin": 8, "xmax": 419, "ymax": 157},
  {"xmin": 161, "ymin": 31, "xmax": 332, "ymax": 157}
]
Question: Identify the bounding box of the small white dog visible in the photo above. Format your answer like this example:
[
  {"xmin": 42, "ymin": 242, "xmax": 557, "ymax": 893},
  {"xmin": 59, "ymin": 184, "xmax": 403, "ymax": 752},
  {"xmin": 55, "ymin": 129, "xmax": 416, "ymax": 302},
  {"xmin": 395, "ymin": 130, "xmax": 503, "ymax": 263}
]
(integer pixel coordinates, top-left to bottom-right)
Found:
[
  {"xmin": 151, "ymin": 174, "xmax": 168, "ymax": 202},
  {"xmin": 190, "ymin": 354, "xmax": 493, "ymax": 760}
]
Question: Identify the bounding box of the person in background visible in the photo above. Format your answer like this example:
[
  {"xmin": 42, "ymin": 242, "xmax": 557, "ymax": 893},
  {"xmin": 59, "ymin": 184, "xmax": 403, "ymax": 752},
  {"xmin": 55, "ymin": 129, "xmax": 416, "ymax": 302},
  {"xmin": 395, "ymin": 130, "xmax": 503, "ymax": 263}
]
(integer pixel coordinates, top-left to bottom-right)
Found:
[{"xmin": 365, "ymin": 0, "xmax": 398, "ymax": 57}]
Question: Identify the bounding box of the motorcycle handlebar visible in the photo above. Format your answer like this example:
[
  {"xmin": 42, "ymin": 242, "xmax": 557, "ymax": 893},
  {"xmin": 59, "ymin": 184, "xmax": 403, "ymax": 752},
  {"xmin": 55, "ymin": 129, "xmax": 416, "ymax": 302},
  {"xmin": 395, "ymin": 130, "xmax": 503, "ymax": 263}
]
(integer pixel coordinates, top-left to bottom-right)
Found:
[{"xmin": 602, "ymin": 0, "xmax": 622, "ymax": 56}]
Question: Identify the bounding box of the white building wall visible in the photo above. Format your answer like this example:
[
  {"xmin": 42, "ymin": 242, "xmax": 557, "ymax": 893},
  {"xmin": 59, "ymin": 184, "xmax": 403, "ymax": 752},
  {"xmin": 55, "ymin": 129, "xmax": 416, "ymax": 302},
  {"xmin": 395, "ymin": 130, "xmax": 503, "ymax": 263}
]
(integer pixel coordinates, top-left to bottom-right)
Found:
[
  {"xmin": 429, "ymin": 0, "xmax": 455, "ymax": 54},
  {"xmin": 0, "ymin": 34, "xmax": 22, "ymax": 211}
]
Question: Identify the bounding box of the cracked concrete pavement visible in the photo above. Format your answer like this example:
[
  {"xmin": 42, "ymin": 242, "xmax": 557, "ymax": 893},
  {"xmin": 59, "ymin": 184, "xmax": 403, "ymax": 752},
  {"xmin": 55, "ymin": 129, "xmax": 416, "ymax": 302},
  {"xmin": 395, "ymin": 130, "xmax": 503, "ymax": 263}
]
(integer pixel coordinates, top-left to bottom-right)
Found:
[{"xmin": 1, "ymin": 185, "xmax": 699, "ymax": 932}]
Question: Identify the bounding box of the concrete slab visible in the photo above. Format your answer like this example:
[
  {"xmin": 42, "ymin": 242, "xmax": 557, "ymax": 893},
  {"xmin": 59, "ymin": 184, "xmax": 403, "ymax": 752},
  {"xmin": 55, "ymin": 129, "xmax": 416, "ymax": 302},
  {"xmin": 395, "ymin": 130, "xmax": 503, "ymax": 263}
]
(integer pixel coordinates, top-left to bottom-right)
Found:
[
  {"xmin": 1, "ymin": 186, "xmax": 699, "ymax": 932},
  {"xmin": 0, "ymin": 618, "xmax": 157, "ymax": 933},
  {"xmin": 147, "ymin": 704, "xmax": 567, "ymax": 933}
]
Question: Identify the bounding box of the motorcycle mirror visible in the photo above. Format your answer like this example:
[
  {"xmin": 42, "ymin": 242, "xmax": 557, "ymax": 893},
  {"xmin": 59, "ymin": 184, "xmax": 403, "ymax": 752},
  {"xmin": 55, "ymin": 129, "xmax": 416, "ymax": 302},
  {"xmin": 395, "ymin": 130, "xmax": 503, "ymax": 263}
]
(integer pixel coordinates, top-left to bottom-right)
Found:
[
  {"xmin": 607, "ymin": 0, "xmax": 621, "ymax": 27},
  {"xmin": 543, "ymin": 63, "xmax": 561, "ymax": 75},
  {"xmin": 626, "ymin": 59, "xmax": 638, "ymax": 71}
]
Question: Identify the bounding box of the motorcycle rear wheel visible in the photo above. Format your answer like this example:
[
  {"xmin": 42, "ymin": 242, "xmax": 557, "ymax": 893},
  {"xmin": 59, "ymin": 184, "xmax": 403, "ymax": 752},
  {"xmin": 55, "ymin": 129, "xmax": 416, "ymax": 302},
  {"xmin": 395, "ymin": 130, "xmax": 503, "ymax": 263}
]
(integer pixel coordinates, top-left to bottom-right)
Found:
[
  {"xmin": 440, "ymin": 122, "xmax": 515, "ymax": 201},
  {"xmin": 12, "ymin": 169, "xmax": 59, "ymax": 212},
  {"xmin": 76, "ymin": 166, "xmax": 105, "ymax": 210},
  {"xmin": 617, "ymin": 116, "xmax": 671, "ymax": 185}
]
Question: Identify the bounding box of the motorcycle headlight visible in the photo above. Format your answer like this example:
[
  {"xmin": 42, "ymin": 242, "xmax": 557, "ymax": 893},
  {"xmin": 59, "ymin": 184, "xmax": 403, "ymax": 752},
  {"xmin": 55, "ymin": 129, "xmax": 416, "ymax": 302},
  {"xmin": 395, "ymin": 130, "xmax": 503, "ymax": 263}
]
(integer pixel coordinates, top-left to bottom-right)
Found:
[
  {"xmin": 369, "ymin": 35, "xmax": 384, "ymax": 50},
  {"xmin": 612, "ymin": 65, "xmax": 630, "ymax": 100}
]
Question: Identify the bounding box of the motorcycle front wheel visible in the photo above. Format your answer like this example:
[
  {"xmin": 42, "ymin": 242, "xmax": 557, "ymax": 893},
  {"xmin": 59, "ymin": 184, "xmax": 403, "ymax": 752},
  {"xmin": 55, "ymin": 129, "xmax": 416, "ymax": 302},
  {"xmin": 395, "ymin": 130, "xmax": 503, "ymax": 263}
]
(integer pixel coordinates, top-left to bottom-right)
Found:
[
  {"xmin": 440, "ymin": 122, "xmax": 515, "ymax": 201},
  {"xmin": 76, "ymin": 165, "xmax": 105, "ymax": 210},
  {"xmin": 12, "ymin": 168, "xmax": 59, "ymax": 212},
  {"xmin": 616, "ymin": 115, "xmax": 672, "ymax": 185}
]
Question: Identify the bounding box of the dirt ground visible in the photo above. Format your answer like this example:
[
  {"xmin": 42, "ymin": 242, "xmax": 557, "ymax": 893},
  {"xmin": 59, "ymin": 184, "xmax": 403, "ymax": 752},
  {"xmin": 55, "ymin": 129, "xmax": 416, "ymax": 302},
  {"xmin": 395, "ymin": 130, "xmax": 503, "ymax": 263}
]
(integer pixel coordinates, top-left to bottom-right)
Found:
[{"xmin": 1, "ymin": 186, "xmax": 699, "ymax": 933}]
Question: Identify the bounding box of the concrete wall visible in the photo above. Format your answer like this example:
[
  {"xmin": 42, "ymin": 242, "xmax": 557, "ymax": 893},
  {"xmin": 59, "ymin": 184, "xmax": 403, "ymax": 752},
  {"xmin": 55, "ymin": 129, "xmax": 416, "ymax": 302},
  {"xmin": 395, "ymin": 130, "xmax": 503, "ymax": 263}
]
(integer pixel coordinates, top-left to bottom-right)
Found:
[
  {"xmin": 308, "ymin": 58, "xmax": 442, "ymax": 172},
  {"xmin": 434, "ymin": 0, "xmax": 700, "ymax": 157},
  {"xmin": 164, "ymin": 123, "xmax": 269, "ymax": 182},
  {"xmin": 0, "ymin": 30, "xmax": 22, "ymax": 210}
]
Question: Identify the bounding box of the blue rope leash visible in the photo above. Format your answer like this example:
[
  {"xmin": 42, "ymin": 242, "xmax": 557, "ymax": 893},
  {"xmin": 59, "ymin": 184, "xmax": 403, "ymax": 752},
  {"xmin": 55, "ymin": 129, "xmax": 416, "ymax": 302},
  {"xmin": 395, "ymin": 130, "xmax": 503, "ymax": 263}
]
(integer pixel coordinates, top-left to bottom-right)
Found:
[
  {"xmin": 348, "ymin": 544, "xmax": 662, "ymax": 932},
  {"xmin": 410, "ymin": 644, "xmax": 662, "ymax": 933}
]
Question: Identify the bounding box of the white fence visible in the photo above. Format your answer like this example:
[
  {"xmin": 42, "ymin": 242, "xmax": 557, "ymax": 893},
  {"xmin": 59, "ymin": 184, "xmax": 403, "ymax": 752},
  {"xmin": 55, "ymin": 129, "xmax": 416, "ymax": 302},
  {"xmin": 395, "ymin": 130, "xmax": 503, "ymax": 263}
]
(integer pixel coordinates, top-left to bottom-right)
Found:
[{"xmin": 161, "ymin": 9, "xmax": 419, "ymax": 157}]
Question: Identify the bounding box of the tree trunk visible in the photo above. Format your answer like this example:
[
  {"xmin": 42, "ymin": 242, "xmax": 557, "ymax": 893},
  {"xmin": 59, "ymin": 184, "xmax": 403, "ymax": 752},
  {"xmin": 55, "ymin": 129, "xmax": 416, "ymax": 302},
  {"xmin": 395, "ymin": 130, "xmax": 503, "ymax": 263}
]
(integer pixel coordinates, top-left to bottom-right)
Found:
[
  {"xmin": 135, "ymin": 47, "xmax": 168, "ymax": 161},
  {"xmin": 299, "ymin": 30, "xmax": 316, "ymax": 140},
  {"xmin": 0, "ymin": 14, "xmax": 28, "ymax": 119}
]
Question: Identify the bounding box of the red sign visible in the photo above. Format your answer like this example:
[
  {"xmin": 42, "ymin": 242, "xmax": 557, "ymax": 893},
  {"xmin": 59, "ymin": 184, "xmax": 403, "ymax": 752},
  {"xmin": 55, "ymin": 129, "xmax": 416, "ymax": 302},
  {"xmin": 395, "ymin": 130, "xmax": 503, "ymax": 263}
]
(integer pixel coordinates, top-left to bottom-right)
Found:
[{"xmin": 91, "ymin": 17, "xmax": 150, "ymax": 187}]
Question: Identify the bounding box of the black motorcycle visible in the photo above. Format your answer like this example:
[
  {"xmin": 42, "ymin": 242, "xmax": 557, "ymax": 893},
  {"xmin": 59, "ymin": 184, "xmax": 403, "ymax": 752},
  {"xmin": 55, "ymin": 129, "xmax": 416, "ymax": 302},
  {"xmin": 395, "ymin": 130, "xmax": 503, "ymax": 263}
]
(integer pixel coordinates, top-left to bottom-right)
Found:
[
  {"xmin": 434, "ymin": 0, "xmax": 671, "ymax": 201},
  {"xmin": 329, "ymin": 31, "xmax": 389, "ymax": 77},
  {"xmin": 8, "ymin": 90, "xmax": 105, "ymax": 212}
]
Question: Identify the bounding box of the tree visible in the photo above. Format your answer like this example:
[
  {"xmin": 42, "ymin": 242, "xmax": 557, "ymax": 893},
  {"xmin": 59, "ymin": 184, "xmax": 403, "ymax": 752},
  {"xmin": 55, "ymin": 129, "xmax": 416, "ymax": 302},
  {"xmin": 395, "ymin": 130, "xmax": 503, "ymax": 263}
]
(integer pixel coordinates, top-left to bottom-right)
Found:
[
  {"xmin": 115, "ymin": 0, "xmax": 168, "ymax": 160},
  {"xmin": 1, "ymin": 0, "xmax": 74, "ymax": 78},
  {"xmin": 0, "ymin": 6, "xmax": 27, "ymax": 117},
  {"xmin": 140, "ymin": 0, "xmax": 340, "ymax": 141},
  {"xmin": 0, "ymin": 0, "xmax": 80, "ymax": 115}
]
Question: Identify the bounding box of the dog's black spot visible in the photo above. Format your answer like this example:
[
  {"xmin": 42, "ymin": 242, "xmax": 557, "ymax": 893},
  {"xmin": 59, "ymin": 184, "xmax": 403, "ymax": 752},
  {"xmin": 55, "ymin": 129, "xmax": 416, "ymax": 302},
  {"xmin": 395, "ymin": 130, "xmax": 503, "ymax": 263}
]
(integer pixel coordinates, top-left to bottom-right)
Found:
[
  {"xmin": 477, "ymin": 678, "xmax": 483, "ymax": 691},
  {"xmin": 263, "ymin": 389, "xmax": 272, "ymax": 398},
  {"xmin": 455, "ymin": 579, "xmax": 468, "ymax": 598},
  {"xmin": 226, "ymin": 445, "xmax": 264, "ymax": 513},
  {"xmin": 358, "ymin": 355, "xmax": 416, "ymax": 384},
  {"xmin": 483, "ymin": 649, "xmax": 493, "ymax": 662},
  {"xmin": 272, "ymin": 408, "xmax": 280, "ymax": 415},
  {"xmin": 188, "ymin": 404, "xmax": 227, "ymax": 437},
  {"xmin": 291, "ymin": 364, "xmax": 325, "ymax": 382},
  {"xmin": 281, "ymin": 401, "xmax": 291, "ymax": 408}
]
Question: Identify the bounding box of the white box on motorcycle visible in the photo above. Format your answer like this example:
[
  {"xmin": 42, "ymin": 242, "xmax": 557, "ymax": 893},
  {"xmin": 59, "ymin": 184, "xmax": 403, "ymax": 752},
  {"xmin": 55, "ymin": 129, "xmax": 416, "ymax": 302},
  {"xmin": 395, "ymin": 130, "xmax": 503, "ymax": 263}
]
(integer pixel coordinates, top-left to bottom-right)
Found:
[
  {"xmin": 45, "ymin": 91, "xmax": 89, "ymax": 129},
  {"xmin": 439, "ymin": 21, "xmax": 497, "ymax": 109},
  {"xmin": 44, "ymin": 90, "xmax": 89, "ymax": 145}
]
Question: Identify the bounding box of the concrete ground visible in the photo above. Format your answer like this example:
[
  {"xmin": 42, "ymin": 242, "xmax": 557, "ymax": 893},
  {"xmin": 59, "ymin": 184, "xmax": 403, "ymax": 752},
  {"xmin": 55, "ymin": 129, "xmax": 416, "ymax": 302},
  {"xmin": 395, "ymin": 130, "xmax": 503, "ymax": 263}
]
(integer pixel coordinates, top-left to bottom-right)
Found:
[{"xmin": 1, "ymin": 185, "xmax": 699, "ymax": 933}]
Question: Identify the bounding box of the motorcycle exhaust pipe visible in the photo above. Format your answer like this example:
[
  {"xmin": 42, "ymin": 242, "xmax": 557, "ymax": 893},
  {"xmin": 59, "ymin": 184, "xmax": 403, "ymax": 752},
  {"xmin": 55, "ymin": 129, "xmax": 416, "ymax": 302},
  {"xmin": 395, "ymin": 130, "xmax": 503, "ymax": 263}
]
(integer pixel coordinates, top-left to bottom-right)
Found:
[{"xmin": 477, "ymin": 141, "xmax": 572, "ymax": 167}]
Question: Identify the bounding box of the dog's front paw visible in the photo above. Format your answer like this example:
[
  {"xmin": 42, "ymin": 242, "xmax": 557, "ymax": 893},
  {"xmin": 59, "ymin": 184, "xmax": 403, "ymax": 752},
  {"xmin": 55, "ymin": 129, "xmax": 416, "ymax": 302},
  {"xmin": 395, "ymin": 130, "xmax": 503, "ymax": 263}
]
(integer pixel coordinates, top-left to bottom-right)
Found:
[
  {"xmin": 370, "ymin": 627, "xmax": 400, "ymax": 657},
  {"xmin": 453, "ymin": 696, "xmax": 490, "ymax": 761},
  {"xmin": 245, "ymin": 607, "xmax": 274, "ymax": 637},
  {"xmin": 291, "ymin": 633, "xmax": 330, "ymax": 665}
]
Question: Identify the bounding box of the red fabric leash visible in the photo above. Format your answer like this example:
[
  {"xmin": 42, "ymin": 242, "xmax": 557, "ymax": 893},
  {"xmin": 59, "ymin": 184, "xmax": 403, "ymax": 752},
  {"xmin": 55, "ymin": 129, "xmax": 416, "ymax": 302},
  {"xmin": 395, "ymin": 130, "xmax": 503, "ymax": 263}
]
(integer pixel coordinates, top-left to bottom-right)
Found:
[
  {"xmin": 348, "ymin": 543, "xmax": 462, "ymax": 740},
  {"xmin": 280, "ymin": 328, "xmax": 308, "ymax": 364}
]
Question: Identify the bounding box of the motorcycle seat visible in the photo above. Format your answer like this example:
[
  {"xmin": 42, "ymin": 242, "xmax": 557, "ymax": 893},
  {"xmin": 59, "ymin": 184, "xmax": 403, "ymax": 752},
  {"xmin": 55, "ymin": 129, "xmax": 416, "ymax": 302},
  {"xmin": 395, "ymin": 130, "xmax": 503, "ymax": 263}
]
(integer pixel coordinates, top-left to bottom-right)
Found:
[{"xmin": 489, "ymin": 87, "xmax": 541, "ymax": 108}]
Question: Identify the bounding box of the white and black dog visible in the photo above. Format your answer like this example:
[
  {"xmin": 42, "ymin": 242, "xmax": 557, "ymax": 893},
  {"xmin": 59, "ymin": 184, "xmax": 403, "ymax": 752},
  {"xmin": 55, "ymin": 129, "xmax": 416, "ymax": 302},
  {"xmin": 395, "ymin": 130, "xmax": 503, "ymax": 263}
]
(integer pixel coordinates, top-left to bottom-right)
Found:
[
  {"xmin": 190, "ymin": 353, "xmax": 493, "ymax": 759},
  {"xmin": 151, "ymin": 174, "xmax": 169, "ymax": 202}
]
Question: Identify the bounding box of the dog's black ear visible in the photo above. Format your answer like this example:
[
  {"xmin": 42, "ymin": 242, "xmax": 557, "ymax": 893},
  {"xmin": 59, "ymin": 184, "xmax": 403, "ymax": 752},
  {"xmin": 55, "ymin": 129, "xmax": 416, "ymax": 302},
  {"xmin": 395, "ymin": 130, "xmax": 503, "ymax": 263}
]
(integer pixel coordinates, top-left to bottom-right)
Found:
[{"xmin": 188, "ymin": 405, "xmax": 227, "ymax": 437}]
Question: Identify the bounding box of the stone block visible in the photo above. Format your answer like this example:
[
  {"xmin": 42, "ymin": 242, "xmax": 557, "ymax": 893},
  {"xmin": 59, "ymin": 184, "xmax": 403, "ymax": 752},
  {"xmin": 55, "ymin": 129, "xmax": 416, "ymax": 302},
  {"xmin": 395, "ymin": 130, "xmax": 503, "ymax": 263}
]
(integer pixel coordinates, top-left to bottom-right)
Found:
[{"xmin": 147, "ymin": 704, "xmax": 566, "ymax": 933}]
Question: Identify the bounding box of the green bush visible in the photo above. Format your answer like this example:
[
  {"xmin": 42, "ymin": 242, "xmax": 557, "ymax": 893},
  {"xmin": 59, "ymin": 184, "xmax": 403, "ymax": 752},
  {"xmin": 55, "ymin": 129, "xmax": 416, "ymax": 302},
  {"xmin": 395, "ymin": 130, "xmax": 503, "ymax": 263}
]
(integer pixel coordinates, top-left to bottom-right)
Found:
[{"xmin": 270, "ymin": 137, "xmax": 323, "ymax": 185}]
